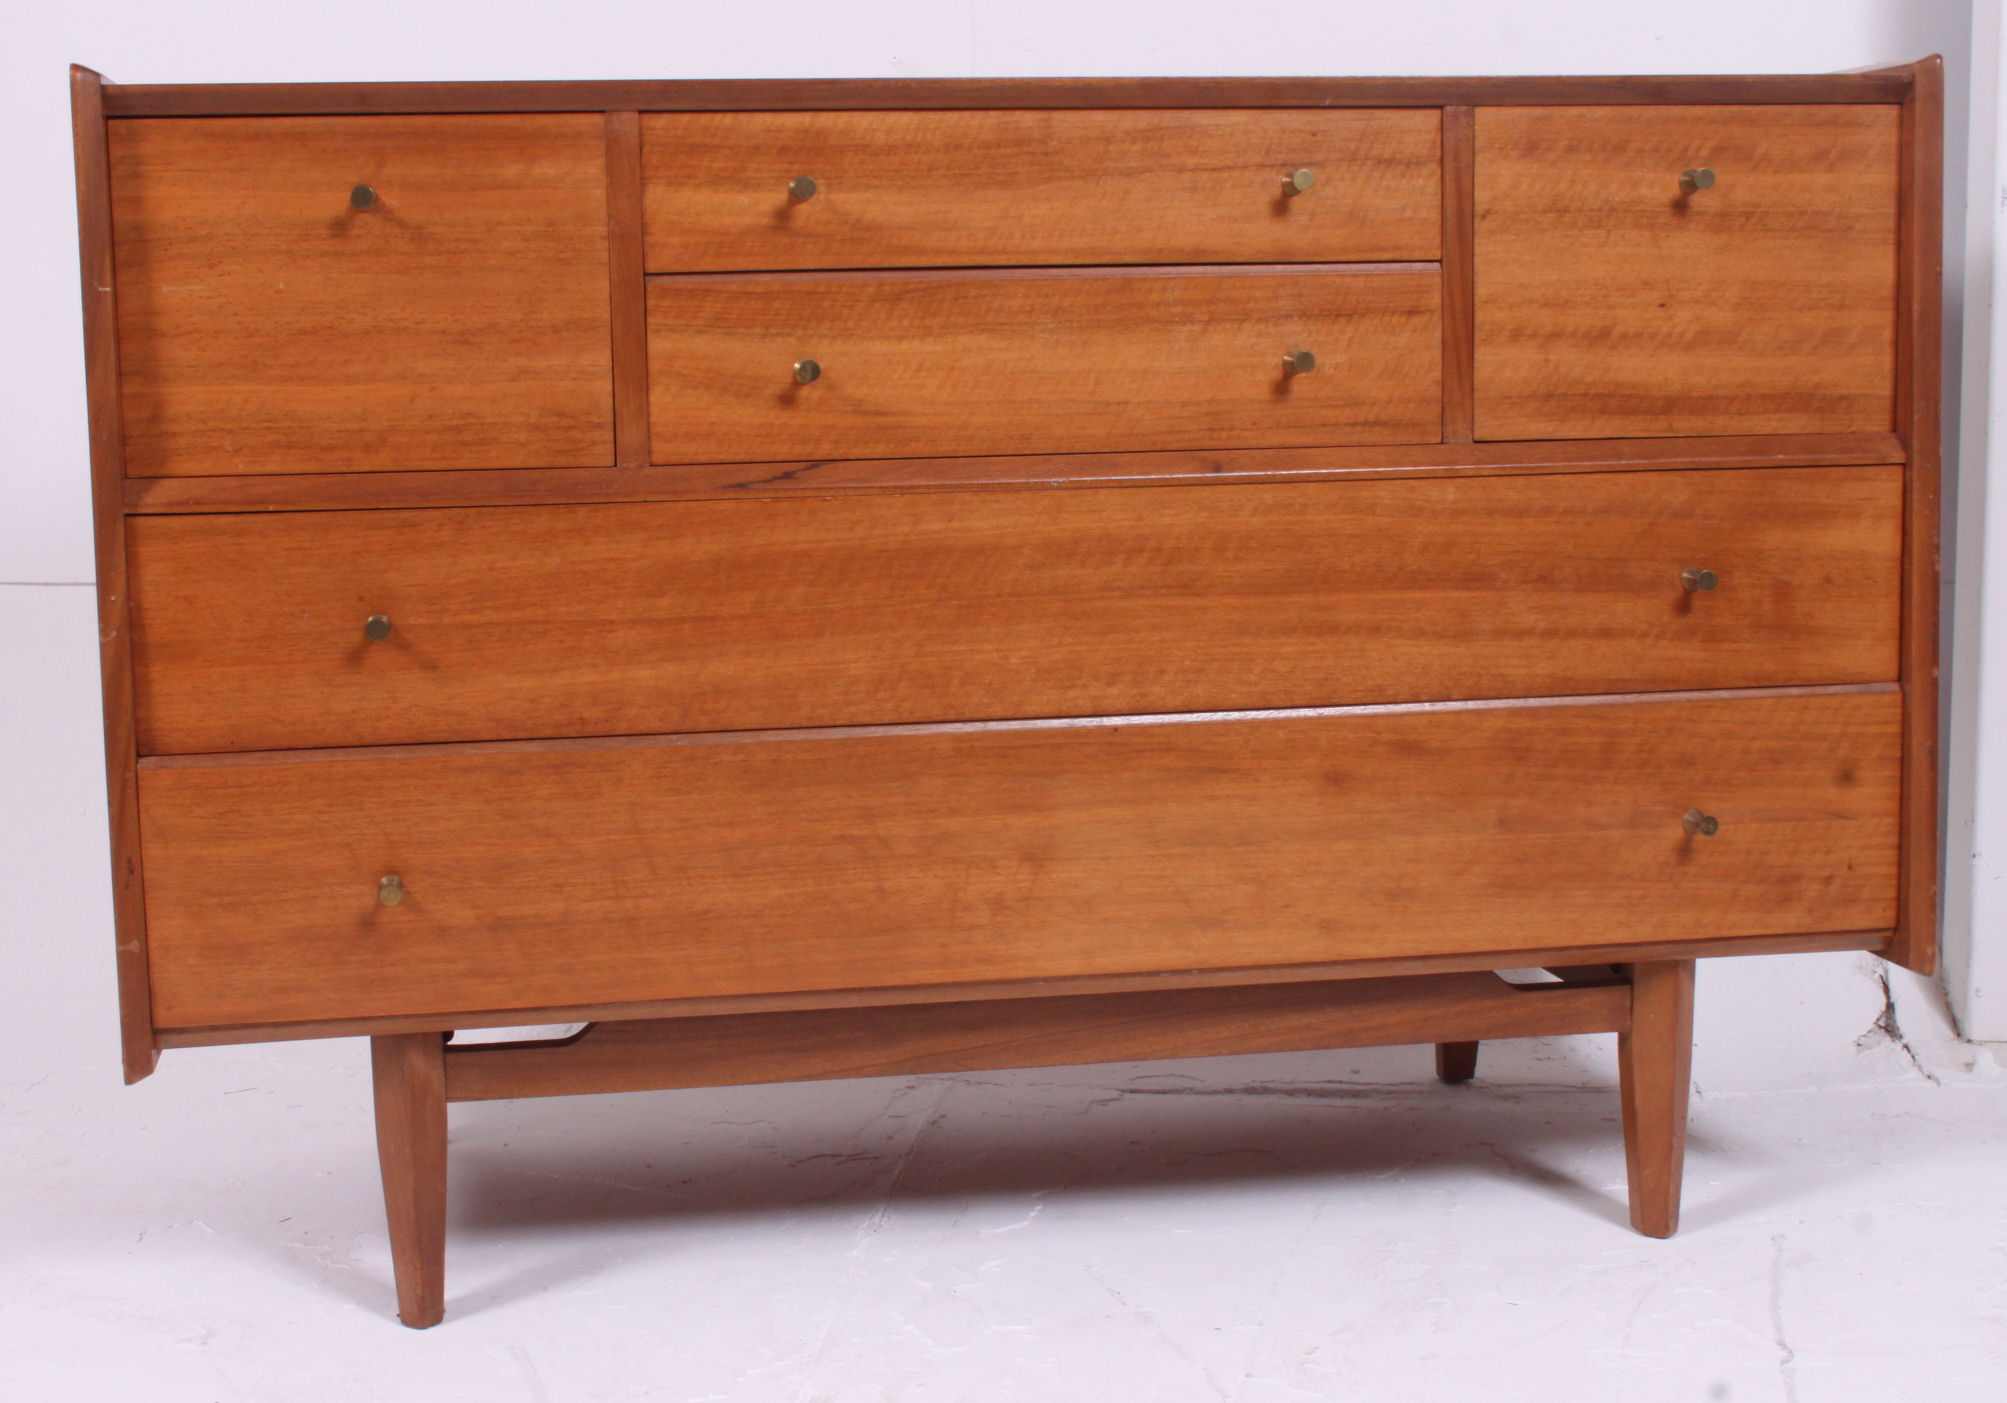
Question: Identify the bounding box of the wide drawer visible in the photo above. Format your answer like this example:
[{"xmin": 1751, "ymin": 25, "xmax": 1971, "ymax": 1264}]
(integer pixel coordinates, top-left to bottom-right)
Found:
[
  {"xmin": 639, "ymin": 109, "xmax": 1443, "ymax": 271},
  {"xmin": 645, "ymin": 264, "xmax": 1441, "ymax": 463},
  {"xmin": 109, "ymin": 115, "xmax": 615, "ymax": 477},
  {"xmin": 139, "ymin": 690, "xmax": 1900, "ymax": 1030},
  {"xmin": 127, "ymin": 466, "xmax": 1902, "ymax": 756},
  {"xmin": 1473, "ymin": 104, "xmax": 1899, "ymax": 439}
]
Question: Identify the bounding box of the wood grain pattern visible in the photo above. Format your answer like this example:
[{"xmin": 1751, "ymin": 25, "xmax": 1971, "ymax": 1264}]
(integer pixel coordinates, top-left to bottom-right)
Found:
[
  {"xmin": 1892, "ymin": 58, "xmax": 1944, "ymax": 975},
  {"xmin": 604, "ymin": 113, "xmax": 650, "ymax": 468},
  {"xmin": 150, "ymin": 928, "xmax": 1890, "ymax": 1048},
  {"xmin": 1618, "ymin": 960, "xmax": 1695, "ymax": 1237},
  {"xmin": 128, "ymin": 466, "xmax": 1902, "ymax": 755},
  {"xmin": 109, "ymin": 114, "xmax": 614, "ymax": 476},
  {"xmin": 73, "ymin": 66, "xmax": 1948, "ymax": 1314},
  {"xmin": 98, "ymin": 72, "xmax": 1916, "ymax": 120},
  {"xmin": 640, "ymin": 109, "xmax": 1440, "ymax": 271},
  {"xmin": 120, "ymin": 432, "xmax": 1910, "ymax": 515},
  {"xmin": 440, "ymin": 974, "xmax": 1629, "ymax": 1102},
  {"xmin": 647, "ymin": 264, "xmax": 1441, "ymax": 463},
  {"xmin": 136, "ymin": 690, "xmax": 1901, "ymax": 1030},
  {"xmin": 1440, "ymin": 106, "xmax": 1476, "ymax": 443},
  {"xmin": 71, "ymin": 66, "xmax": 158, "ymax": 1083},
  {"xmin": 1474, "ymin": 105, "xmax": 1900, "ymax": 439},
  {"xmin": 371, "ymin": 1033, "xmax": 447, "ymax": 1328}
]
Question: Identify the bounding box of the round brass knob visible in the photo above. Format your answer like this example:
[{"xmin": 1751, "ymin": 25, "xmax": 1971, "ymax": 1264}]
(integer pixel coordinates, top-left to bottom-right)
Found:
[
  {"xmin": 1282, "ymin": 168, "xmax": 1315, "ymax": 195},
  {"xmin": 1681, "ymin": 568, "xmax": 1718, "ymax": 593},
  {"xmin": 1679, "ymin": 168, "xmax": 1716, "ymax": 195},
  {"xmin": 788, "ymin": 175, "xmax": 819, "ymax": 201},
  {"xmin": 1683, "ymin": 809, "xmax": 1720, "ymax": 837},
  {"xmin": 1281, "ymin": 349, "xmax": 1317, "ymax": 375},
  {"xmin": 350, "ymin": 184, "xmax": 378, "ymax": 211},
  {"xmin": 793, "ymin": 358, "xmax": 822, "ymax": 384},
  {"xmin": 378, "ymin": 874, "xmax": 405, "ymax": 906},
  {"xmin": 364, "ymin": 613, "xmax": 393, "ymax": 641}
]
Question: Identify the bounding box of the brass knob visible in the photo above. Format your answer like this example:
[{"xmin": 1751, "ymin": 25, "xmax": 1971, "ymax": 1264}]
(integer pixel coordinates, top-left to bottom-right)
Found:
[
  {"xmin": 1679, "ymin": 168, "xmax": 1716, "ymax": 195},
  {"xmin": 788, "ymin": 175, "xmax": 819, "ymax": 201},
  {"xmin": 378, "ymin": 874, "xmax": 405, "ymax": 906},
  {"xmin": 1281, "ymin": 350, "xmax": 1317, "ymax": 375},
  {"xmin": 350, "ymin": 184, "xmax": 378, "ymax": 211},
  {"xmin": 364, "ymin": 613, "xmax": 393, "ymax": 641},
  {"xmin": 793, "ymin": 358, "xmax": 822, "ymax": 384},
  {"xmin": 1681, "ymin": 568, "xmax": 1718, "ymax": 593},
  {"xmin": 1682, "ymin": 809, "xmax": 1720, "ymax": 837},
  {"xmin": 1282, "ymin": 168, "xmax": 1315, "ymax": 195}
]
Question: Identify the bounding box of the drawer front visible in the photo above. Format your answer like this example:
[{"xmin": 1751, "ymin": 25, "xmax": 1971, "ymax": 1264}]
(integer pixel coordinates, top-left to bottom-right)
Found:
[
  {"xmin": 1473, "ymin": 105, "xmax": 1899, "ymax": 440},
  {"xmin": 128, "ymin": 466, "xmax": 1901, "ymax": 756},
  {"xmin": 648, "ymin": 265, "xmax": 1441, "ymax": 463},
  {"xmin": 109, "ymin": 115, "xmax": 614, "ymax": 477},
  {"xmin": 639, "ymin": 109, "xmax": 1442, "ymax": 271},
  {"xmin": 140, "ymin": 691, "xmax": 1900, "ymax": 1029}
]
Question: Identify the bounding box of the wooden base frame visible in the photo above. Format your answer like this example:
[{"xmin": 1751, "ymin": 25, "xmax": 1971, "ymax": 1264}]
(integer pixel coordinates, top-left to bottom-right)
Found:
[{"xmin": 369, "ymin": 962, "xmax": 1694, "ymax": 1327}]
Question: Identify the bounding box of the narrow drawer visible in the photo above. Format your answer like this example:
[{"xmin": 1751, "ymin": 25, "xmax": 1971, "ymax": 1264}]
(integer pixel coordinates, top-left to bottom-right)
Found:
[
  {"xmin": 640, "ymin": 109, "xmax": 1443, "ymax": 272},
  {"xmin": 1473, "ymin": 105, "xmax": 1899, "ymax": 439},
  {"xmin": 647, "ymin": 264, "xmax": 1441, "ymax": 463},
  {"xmin": 128, "ymin": 466, "xmax": 1902, "ymax": 756},
  {"xmin": 139, "ymin": 690, "xmax": 1901, "ymax": 1029},
  {"xmin": 109, "ymin": 115, "xmax": 614, "ymax": 476}
]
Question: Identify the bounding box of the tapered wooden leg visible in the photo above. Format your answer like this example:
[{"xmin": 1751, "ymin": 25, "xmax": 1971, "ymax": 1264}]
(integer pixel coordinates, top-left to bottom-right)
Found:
[
  {"xmin": 372, "ymin": 1033, "xmax": 448, "ymax": 1328},
  {"xmin": 1618, "ymin": 960, "xmax": 1695, "ymax": 1238},
  {"xmin": 1435, "ymin": 1040, "xmax": 1479, "ymax": 1083}
]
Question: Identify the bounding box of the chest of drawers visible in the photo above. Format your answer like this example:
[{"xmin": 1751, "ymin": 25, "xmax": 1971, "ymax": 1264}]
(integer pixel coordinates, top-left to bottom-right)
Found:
[{"xmin": 71, "ymin": 61, "xmax": 1942, "ymax": 1328}]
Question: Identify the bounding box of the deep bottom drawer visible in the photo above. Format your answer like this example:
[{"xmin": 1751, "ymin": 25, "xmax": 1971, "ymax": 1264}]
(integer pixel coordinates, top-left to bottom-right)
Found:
[{"xmin": 139, "ymin": 689, "xmax": 1900, "ymax": 1030}]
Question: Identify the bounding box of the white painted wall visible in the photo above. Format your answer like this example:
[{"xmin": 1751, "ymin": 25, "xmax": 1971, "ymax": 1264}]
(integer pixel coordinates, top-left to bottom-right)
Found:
[
  {"xmin": 0, "ymin": 1, "xmax": 1981, "ymax": 1074},
  {"xmin": 1951, "ymin": 0, "xmax": 2007, "ymax": 1039}
]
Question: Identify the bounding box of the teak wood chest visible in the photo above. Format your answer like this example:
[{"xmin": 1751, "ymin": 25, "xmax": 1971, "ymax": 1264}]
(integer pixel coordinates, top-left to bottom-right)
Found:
[{"xmin": 71, "ymin": 61, "xmax": 1942, "ymax": 1328}]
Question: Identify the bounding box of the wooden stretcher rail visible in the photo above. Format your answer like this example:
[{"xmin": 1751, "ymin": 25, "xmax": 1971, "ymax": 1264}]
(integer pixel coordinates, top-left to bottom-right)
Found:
[{"xmin": 440, "ymin": 972, "xmax": 1635, "ymax": 1102}]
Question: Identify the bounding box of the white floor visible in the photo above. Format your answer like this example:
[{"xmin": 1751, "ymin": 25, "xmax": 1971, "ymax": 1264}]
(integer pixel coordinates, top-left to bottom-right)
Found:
[{"xmin": 5, "ymin": 963, "xmax": 2006, "ymax": 1403}]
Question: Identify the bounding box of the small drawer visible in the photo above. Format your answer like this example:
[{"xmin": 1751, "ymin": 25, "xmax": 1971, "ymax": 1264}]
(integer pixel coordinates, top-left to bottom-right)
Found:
[
  {"xmin": 126, "ymin": 465, "xmax": 1901, "ymax": 756},
  {"xmin": 640, "ymin": 109, "xmax": 1442, "ymax": 272},
  {"xmin": 138, "ymin": 690, "xmax": 1900, "ymax": 1029},
  {"xmin": 646, "ymin": 264, "xmax": 1442, "ymax": 464},
  {"xmin": 1473, "ymin": 104, "xmax": 1899, "ymax": 440},
  {"xmin": 109, "ymin": 115, "xmax": 615, "ymax": 477}
]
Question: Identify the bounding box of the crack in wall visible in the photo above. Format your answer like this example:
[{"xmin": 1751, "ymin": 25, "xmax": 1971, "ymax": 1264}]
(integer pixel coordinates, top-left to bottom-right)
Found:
[
  {"xmin": 1855, "ymin": 964, "xmax": 1943, "ymax": 1085},
  {"xmin": 1769, "ymin": 1234, "xmax": 1799, "ymax": 1403},
  {"xmin": 1082, "ymin": 1264, "xmax": 1233, "ymax": 1402},
  {"xmin": 790, "ymin": 1080, "xmax": 950, "ymax": 1403}
]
